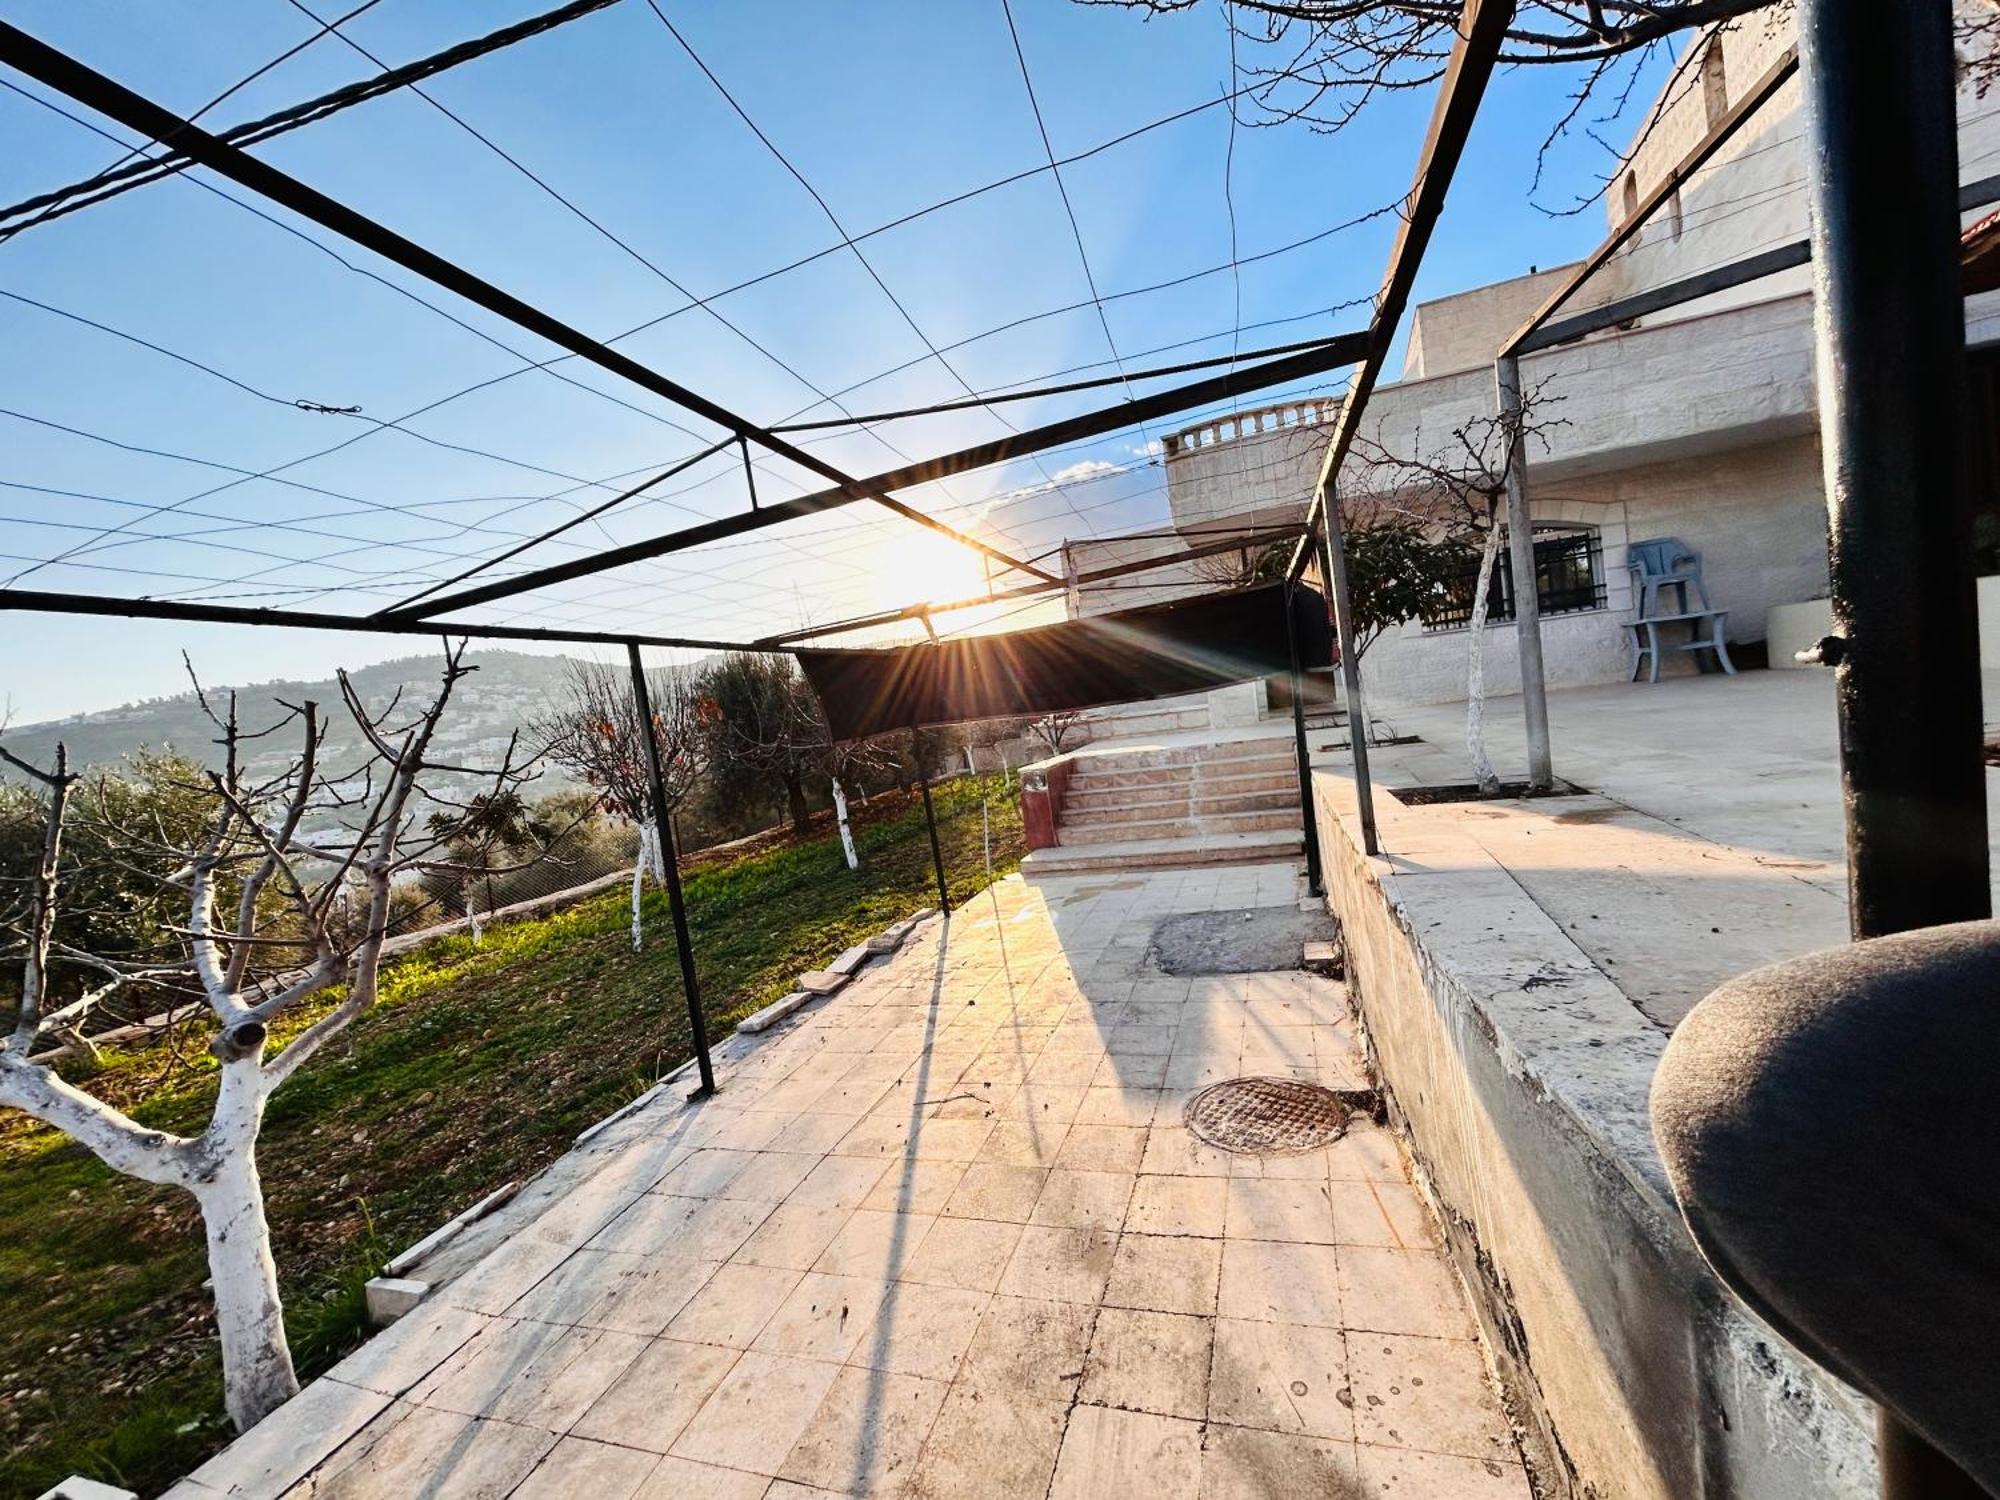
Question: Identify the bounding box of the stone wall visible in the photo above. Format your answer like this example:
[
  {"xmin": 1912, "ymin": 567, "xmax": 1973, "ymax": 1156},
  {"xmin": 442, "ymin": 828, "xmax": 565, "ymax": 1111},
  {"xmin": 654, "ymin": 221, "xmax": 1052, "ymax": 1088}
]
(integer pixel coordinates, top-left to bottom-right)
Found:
[{"xmin": 1308, "ymin": 768, "xmax": 1877, "ymax": 1499}]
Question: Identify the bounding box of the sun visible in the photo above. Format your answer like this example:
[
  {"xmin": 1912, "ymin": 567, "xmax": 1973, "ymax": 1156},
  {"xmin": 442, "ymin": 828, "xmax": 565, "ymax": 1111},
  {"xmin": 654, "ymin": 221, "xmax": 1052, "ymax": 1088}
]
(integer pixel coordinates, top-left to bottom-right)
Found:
[{"xmin": 867, "ymin": 526, "xmax": 994, "ymax": 611}]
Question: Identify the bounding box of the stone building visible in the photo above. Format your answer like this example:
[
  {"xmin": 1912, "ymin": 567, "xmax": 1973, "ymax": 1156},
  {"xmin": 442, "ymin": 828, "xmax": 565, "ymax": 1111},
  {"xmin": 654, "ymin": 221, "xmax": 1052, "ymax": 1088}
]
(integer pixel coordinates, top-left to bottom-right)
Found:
[{"xmin": 1072, "ymin": 11, "xmax": 2000, "ymax": 734}]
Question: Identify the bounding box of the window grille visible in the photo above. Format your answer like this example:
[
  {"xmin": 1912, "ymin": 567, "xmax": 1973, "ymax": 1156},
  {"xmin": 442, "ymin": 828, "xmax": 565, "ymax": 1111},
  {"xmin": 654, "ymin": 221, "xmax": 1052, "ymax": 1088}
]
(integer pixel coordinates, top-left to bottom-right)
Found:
[{"xmin": 1423, "ymin": 525, "xmax": 1606, "ymax": 630}]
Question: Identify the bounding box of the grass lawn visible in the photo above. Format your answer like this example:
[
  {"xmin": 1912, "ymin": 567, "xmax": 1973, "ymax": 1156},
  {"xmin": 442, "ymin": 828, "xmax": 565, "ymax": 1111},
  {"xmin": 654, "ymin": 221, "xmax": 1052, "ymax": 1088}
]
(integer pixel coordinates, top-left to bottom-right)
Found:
[{"xmin": 0, "ymin": 773, "xmax": 1023, "ymax": 1497}]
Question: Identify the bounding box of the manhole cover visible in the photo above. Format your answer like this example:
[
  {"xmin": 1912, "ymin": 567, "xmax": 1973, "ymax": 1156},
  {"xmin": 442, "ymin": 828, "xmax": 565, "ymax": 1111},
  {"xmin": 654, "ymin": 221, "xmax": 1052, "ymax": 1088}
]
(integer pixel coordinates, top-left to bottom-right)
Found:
[{"xmin": 1184, "ymin": 1076, "xmax": 1349, "ymax": 1156}]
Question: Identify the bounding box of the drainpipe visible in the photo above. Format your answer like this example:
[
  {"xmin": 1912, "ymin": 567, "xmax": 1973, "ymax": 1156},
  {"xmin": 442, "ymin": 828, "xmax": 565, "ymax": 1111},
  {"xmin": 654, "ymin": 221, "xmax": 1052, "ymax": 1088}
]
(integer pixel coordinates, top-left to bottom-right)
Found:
[
  {"xmin": 1497, "ymin": 353, "xmax": 1553, "ymax": 790},
  {"xmin": 1798, "ymin": 2, "xmax": 1987, "ymax": 1493}
]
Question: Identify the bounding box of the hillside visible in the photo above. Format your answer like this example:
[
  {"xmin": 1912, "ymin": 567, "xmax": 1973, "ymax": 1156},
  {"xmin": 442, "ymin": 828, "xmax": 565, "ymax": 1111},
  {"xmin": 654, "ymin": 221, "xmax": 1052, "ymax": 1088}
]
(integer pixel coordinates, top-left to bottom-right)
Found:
[{"xmin": 0, "ymin": 650, "xmax": 591, "ymax": 804}]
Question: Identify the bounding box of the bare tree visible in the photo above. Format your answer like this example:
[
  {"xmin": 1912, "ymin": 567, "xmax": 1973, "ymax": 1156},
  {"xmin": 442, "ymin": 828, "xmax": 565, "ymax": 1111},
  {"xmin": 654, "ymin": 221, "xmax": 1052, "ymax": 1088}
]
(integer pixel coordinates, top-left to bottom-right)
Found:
[
  {"xmin": 1030, "ymin": 710, "xmax": 1089, "ymax": 756},
  {"xmin": 0, "ymin": 644, "xmax": 531, "ymax": 1431},
  {"xmin": 1350, "ymin": 384, "xmax": 1562, "ymax": 793},
  {"xmin": 533, "ymin": 657, "xmax": 713, "ymax": 944}
]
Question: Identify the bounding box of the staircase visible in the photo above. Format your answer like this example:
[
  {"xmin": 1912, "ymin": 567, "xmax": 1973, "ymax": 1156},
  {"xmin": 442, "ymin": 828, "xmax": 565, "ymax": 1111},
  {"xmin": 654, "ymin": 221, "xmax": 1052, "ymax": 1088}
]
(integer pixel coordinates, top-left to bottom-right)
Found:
[{"xmin": 1021, "ymin": 733, "xmax": 1306, "ymax": 875}]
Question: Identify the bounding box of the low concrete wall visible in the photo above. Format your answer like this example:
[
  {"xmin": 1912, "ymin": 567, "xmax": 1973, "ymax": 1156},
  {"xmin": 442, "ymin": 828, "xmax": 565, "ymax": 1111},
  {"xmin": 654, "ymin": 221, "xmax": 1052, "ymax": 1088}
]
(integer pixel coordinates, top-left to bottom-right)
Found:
[{"xmin": 1309, "ymin": 767, "xmax": 1876, "ymax": 1499}]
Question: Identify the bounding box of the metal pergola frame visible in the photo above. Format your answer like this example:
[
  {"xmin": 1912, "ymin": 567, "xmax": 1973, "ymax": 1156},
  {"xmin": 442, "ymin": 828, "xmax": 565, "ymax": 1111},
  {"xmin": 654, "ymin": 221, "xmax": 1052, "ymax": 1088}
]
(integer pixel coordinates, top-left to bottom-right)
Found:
[
  {"xmin": 0, "ymin": 1, "xmax": 1517, "ymax": 1101},
  {"xmin": 1, "ymin": 8, "xmax": 1986, "ymax": 1494}
]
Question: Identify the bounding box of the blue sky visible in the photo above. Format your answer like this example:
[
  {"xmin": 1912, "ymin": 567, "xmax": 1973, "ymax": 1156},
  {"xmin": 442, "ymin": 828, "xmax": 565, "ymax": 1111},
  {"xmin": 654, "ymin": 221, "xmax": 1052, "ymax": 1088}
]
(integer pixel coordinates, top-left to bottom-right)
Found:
[{"xmin": 0, "ymin": 0, "xmax": 1657, "ymax": 722}]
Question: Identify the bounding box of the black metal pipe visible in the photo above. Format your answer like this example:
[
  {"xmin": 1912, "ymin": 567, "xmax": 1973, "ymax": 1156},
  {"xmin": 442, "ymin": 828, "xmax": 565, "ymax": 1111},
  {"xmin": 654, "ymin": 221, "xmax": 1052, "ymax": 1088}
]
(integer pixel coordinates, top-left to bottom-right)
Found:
[
  {"xmin": 1799, "ymin": 3, "xmax": 1987, "ymax": 1493},
  {"xmin": 1801, "ymin": 0, "xmax": 1988, "ymax": 943},
  {"xmin": 627, "ymin": 642, "xmax": 715, "ymax": 1098},
  {"xmin": 1285, "ymin": 582, "xmax": 1326, "ymax": 897},
  {"xmin": 1320, "ymin": 497, "xmax": 1380, "ymax": 858},
  {"xmin": 916, "ymin": 755, "xmax": 950, "ymax": 915}
]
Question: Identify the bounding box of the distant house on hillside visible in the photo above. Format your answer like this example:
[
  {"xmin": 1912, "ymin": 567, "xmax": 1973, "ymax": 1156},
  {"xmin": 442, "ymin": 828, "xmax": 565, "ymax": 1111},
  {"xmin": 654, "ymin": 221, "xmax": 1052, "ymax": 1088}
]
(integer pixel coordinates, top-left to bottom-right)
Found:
[{"xmin": 1068, "ymin": 11, "xmax": 2000, "ymax": 738}]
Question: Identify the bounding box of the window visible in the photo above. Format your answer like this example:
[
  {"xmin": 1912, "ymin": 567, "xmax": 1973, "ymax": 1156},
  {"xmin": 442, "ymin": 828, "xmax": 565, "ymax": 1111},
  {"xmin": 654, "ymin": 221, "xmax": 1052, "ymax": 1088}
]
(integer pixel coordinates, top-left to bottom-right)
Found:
[
  {"xmin": 1621, "ymin": 171, "xmax": 1640, "ymax": 224},
  {"xmin": 1423, "ymin": 524, "xmax": 1607, "ymax": 630}
]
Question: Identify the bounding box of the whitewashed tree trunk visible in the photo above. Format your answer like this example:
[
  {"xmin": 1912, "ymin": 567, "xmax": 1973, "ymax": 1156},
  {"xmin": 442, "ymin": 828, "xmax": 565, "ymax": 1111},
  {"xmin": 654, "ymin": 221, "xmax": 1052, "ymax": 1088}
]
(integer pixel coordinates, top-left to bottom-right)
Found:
[
  {"xmin": 630, "ymin": 820, "xmax": 662, "ymax": 951},
  {"xmin": 194, "ymin": 1063, "xmax": 296, "ymax": 1429},
  {"xmin": 831, "ymin": 779, "xmax": 859, "ymax": 870},
  {"xmin": 966, "ymin": 750, "xmax": 991, "ymax": 875},
  {"xmin": 1465, "ymin": 522, "xmax": 1505, "ymax": 795},
  {"xmin": 465, "ymin": 877, "xmax": 484, "ymax": 947}
]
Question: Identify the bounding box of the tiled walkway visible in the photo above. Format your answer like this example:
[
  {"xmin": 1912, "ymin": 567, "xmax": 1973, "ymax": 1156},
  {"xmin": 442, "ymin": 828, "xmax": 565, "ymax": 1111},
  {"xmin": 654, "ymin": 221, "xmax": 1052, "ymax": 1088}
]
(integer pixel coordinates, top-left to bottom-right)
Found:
[{"xmin": 173, "ymin": 863, "xmax": 1529, "ymax": 1499}]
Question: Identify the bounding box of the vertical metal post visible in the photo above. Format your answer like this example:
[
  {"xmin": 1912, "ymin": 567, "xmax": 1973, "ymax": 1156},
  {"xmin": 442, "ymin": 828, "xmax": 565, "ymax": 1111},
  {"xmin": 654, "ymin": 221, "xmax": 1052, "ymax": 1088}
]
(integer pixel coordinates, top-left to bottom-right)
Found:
[
  {"xmin": 1799, "ymin": 4, "xmax": 1986, "ymax": 1494},
  {"xmin": 1497, "ymin": 354, "xmax": 1553, "ymax": 790},
  {"xmin": 1320, "ymin": 490, "xmax": 1380, "ymax": 857},
  {"xmin": 627, "ymin": 642, "xmax": 715, "ymax": 1099},
  {"xmin": 917, "ymin": 747, "xmax": 950, "ymax": 914},
  {"xmin": 1285, "ymin": 581, "xmax": 1326, "ymax": 897}
]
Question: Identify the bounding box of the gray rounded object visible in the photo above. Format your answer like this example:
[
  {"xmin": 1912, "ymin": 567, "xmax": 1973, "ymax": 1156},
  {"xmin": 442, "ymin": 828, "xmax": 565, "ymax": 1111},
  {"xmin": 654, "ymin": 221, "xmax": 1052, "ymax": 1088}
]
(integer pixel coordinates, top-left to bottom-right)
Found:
[{"xmin": 1650, "ymin": 919, "xmax": 2000, "ymax": 1493}]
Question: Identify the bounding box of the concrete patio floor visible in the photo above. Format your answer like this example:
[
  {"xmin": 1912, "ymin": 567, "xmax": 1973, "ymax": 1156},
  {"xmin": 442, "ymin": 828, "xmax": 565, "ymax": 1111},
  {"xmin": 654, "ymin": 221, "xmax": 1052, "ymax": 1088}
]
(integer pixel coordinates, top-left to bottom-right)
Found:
[
  {"xmin": 1351, "ymin": 668, "xmax": 2000, "ymax": 1028},
  {"xmin": 166, "ymin": 864, "xmax": 1527, "ymax": 1500}
]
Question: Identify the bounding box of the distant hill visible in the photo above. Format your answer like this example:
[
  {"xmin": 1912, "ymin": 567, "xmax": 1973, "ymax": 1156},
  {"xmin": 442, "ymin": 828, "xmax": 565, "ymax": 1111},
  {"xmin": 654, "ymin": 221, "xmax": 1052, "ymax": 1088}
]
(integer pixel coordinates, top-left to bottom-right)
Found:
[{"xmin": 0, "ymin": 650, "xmax": 593, "ymax": 806}]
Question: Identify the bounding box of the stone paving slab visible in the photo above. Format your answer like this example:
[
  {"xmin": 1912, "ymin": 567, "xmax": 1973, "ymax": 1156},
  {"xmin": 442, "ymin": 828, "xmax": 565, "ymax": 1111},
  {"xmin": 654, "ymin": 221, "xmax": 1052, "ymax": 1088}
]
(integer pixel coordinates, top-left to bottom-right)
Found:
[{"xmin": 175, "ymin": 863, "xmax": 1528, "ymax": 1499}]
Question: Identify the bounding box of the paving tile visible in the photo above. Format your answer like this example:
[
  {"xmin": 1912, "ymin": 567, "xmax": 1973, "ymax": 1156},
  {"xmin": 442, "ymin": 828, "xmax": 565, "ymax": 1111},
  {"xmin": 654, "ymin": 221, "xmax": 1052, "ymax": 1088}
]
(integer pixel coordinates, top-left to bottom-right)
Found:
[
  {"xmin": 1327, "ymin": 1179, "xmax": 1436, "ymax": 1249},
  {"xmin": 1029, "ymin": 1169, "xmax": 1134, "ymax": 1230},
  {"xmin": 508, "ymin": 1248, "xmax": 644, "ymax": 1326},
  {"xmin": 779, "ymin": 1365, "xmax": 950, "ymax": 1497},
  {"xmin": 734, "ymin": 1203, "xmax": 855, "ymax": 1271},
  {"xmin": 186, "ymin": 1376, "xmax": 391, "ymax": 1496},
  {"xmin": 850, "ymin": 1283, "xmax": 990, "ymax": 1381},
  {"xmin": 1140, "ymin": 1126, "xmax": 1234, "ymax": 1177},
  {"xmin": 656, "ymin": 1148, "xmax": 758, "ymax": 1198},
  {"xmin": 976, "ymin": 1119, "xmax": 1070, "ymax": 1167},
  {"xmin": 788, "ymin": 1155, "xmax": 894, "ymax": 1210},
  {"xmin": 754, "ymin": 1272, "xmax": 895, "ymax": 1362},
  {"xmin": 1348, "ymin": 1333, "xmax": 1514, "ymax": 1460},
  {"xmin": 1325, "ymin": 1123, "xmax": 1406, "ymax": 1183},
  {"xmin": 996, "ymin": 1224, "xmax": 1117, "ymax": 1305},
  {"xmin": 663, "ymin": 1262, "xmax": 803, "ymax": 1348},
  {"xmin": 571, "ymin": 1336, "xmax": 741, "ymax": 1453},
  {"xmin": 310, "ymin": 1403, "xmax": 556, "ymax": 1500},
  {"xmin": 1219, "ymin": 1239, "xmax": 1344, "ymax": 1329},
  {"xmin": 906, "ymin": 1388, "xmax": 1067, "ymax": 1500},
  {"xmin": 860, "ymin": 1158, "xmax": 967, "ymax": 1215},
  {"xmin": 325, "ymin": 1303, "xmax": 491, "ymax": 1397},
  {"xmin": 1338, "ymin": 1247, "xmax": 1476, "ymax": 1340},
  {"xmin": 719, "ymin": 1151, "xmax": 822, "ymax": 1204},
  {"xmin": 1048, "ymin": 1405, "xmax": 1203, "ymax": 1499},
  {"xmin": 629, "ymin": 1454, "xmax": 769, "ymax": 1500},
  {"xmin": 941, "ymin": 1162, "xmax": 1049, "ymax": 1223},
  {"xmin": 584, "ymin": 1254, "xmax": 718, "ymax": 1335},
  {"xmin": 1199, "ymin": 1424, "xmax": 1359, "ymax": 1500},
  {"xmin": 509, "ymin": 1435, "xmax": 661, "ymax": 1499},
  {"xmin": 669, "ymin": 1350, "xmax": 843, "ymax": 1475},
  {"xmin": 1126, "ymin": 1173, "xmax": 1228, "ymax": 1237},
  {"xmin": 1227, "ymin": 1177, "xmax": 1338, "ymax": 1244},
  {"xmin": 811, "ymin": 1208, "xmax": 936, "ymax": 1281},
  {"xmin": 1053, "ymin": 1124, "xmax": 1149, "ymax": 1173},
  {"xmin": 956, "ymin": 1296, "xmax": 1094, "ymax": 1404},
  {"xmin": 1208, "ymin": 1317, "xmax": 1354, "ymax": 1440},
  {"xmin": 1105, "ymin": 1231, "xmax": 1222, "ymax": 1316},
  {"xmin": 1073, "ymin": 1085, "xmax": 1163, "ymax": 1126},
  {"xmin": 1352, "ymin": 1443, "xmax": 1534, "ymax": 1497},
  {"xmin": 1080, "ymin": 1307, "xmax": 1213, "ymax": 1418},
  {"xmin": 898, "ymin": 1214, "xmax": 1023, "ymax": 1293}
]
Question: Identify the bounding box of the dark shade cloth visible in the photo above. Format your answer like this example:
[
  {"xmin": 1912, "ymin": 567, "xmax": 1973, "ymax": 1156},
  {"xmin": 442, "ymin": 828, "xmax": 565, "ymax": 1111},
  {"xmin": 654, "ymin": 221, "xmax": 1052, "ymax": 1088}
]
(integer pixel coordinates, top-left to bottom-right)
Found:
[
  {"xmin": 1650, "ymin": 920, "xmax": 2000, "ymax": 1494},
  {"xmin": 794, "ymin": 581, "xmax": 1333, "ymax": 743}
]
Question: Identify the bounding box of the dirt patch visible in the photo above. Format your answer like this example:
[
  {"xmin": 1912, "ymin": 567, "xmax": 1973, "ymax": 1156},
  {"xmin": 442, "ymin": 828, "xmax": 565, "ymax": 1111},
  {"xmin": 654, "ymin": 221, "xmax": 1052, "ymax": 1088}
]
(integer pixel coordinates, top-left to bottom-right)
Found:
[{"xmin": 1149, "ymin": 906, "xmax": 1337, "ymax": 975}]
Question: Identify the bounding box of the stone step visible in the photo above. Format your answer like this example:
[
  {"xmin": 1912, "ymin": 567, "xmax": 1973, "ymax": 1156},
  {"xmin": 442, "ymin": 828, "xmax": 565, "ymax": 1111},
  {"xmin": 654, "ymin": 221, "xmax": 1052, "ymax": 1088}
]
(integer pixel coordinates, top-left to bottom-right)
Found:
[
  {"xmin": 1062, "ymin": 788, "xmax": 1301, "ymax": 827},
  {"xmin": 1064, "ymin": 740, "xmax": 1297, "ymax": 782},
  {"xmin": 1058, "ymin": 807, "xmax": 1300, "ymax": 845},
  {"xmin": 1064, "ymin": 766, "xmax": 1299, "ymax": 807},
  {"xmin": 1022, "ymin": 828, "xmax": 1306, "ymax": 876}
]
